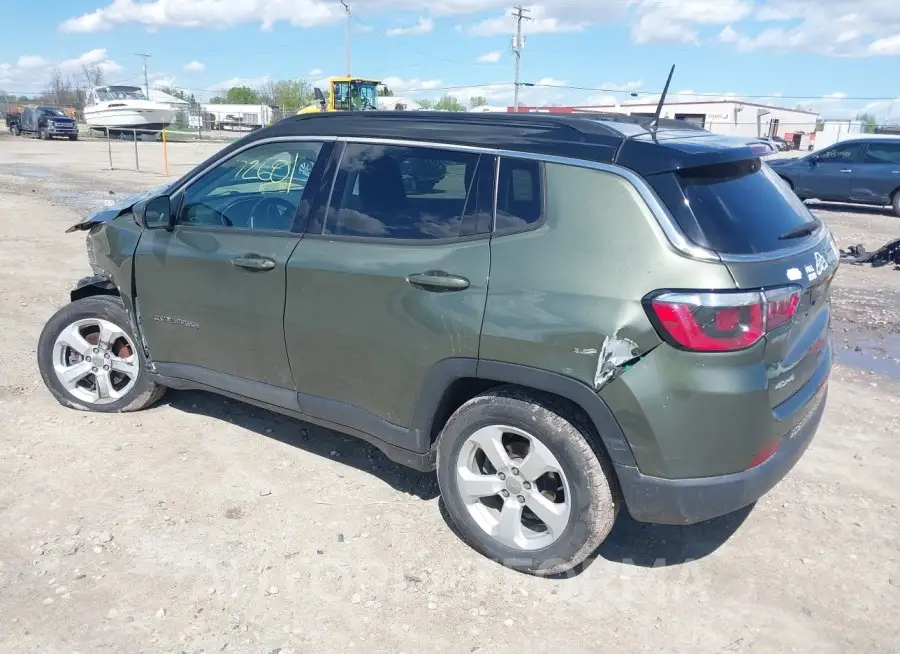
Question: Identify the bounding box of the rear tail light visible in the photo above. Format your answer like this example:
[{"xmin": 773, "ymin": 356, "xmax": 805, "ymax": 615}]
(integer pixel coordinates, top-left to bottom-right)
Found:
[{"xmin": 646, "ymin": 286, "xmax": 801, "ymax": 353}]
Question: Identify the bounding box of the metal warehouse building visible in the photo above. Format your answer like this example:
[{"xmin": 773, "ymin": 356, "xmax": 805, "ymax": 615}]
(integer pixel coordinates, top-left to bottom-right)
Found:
[{"xmin": 512, "ymin": 100, "xmax": 820, "ymax": 141}]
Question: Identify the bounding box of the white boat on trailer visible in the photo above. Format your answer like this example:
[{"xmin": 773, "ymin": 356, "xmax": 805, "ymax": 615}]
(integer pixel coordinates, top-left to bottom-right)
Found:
[{"xmin": 84, "ymin": 86, "xmax": 177, "ymax": 135}]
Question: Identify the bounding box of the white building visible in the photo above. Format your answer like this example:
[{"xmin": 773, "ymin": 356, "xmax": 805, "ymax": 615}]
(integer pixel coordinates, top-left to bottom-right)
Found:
[
  {"xmin": 813, "ymin": 119, "xmax": 864, "ymax": 151},
  {"xmin": 516, "ymin": 100, "xmax": 820, "ymax": 141},
  {"xmin": 200, "ymin": 103, "xmax": 274, "ymax": 130}
]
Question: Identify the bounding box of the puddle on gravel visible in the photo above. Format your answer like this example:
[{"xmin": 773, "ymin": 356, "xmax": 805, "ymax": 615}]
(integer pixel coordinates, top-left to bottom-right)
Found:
[{"xmin": 833, "ymin": 326, "xmax": 900, "ymax": 381}]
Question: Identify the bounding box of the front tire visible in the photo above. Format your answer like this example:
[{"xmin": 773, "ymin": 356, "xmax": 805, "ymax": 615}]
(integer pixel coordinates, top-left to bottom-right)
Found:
[
  {"xmin": 68, "ymin": 134, "xmax": 78, "ymax": 141},
  {"xmin": 37, "ymin": 295, "xmax": 166, "ymax": 413},
  {"xmin": 436, "ymin": 387, "xmax": 618, "ymax": 576},
  {"xmin": 892, "ymin": 190, "xmax": 900, "ymax": 218},
  {"xmin": 39, "ymin": 127, "xmax": 49, "ymax": 140}
]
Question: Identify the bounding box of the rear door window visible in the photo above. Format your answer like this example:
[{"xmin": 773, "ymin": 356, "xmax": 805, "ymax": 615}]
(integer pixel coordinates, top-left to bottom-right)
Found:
[
  {"xmin": 323, "ymin": 143, "xmax": 482, "ymax": 240},
  {"xmin": 863, "ymin": 142, "xmax": 900, "ymax": 164},
  {"xmin": 649, "ymin": 158, "xmax": 818, "ymax": 255}
]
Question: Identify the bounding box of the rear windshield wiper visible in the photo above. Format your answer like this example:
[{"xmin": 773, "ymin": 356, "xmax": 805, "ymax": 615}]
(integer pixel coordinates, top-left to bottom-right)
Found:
[{"xmin": 778, "ymin": 221, "xmax": 819, "ymax": 240}]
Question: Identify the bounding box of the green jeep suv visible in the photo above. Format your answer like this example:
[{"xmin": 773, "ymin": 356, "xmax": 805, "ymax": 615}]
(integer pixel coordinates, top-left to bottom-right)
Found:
[{"xmin": 37, "ymin": 112, "xmax": 837, "ymax": 575}]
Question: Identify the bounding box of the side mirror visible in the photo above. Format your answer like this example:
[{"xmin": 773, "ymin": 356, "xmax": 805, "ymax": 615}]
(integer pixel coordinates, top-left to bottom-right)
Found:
[{"xmin": 133, "ymin": 195, "xmax": 172, "ymax": 230}]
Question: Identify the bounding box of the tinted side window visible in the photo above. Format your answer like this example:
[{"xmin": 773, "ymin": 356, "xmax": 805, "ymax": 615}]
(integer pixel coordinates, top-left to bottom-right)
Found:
[
  {"xmin": 324, "ymin": 143, "xmax": 481, "ymax": 240},
  {"xmin": 179, "ymin": 141, "xmax": 326, "ymax": 231},
  {"xmin": 818, "ymin": 143, "xmax": 860, "ymax": 161},
  {"xmin": 863, "ymin": 142, "xmax": 900, "ymax": 164},
  {"xmin": 495, "ymin": 158, "xmax": 544, "ymax": 233}
]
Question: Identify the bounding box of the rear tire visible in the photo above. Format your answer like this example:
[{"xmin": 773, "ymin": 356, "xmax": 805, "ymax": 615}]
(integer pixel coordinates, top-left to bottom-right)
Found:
[
  {"xmin": 37, "ymin": 295, "xmax": 166, "ymax": 413},
  {"xmin": 436, "ymin": 387, "xmax": 618, "ymax": 576}
]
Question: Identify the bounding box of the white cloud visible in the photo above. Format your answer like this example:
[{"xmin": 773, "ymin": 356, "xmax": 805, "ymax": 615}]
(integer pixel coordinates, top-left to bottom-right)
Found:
[
  {"xmin": 54, "ymin": 0, "xmax": 900, "ymax": 59},
  {"xmin": 184, "ymin": 60, "xmax": 205, "ymax": 72},
  {"xmin": 469, "ymin": 5, "xmax": 592, "ymax": 36},
  {"xmin": 17, "ymin": 55, "xmax": 49, "ymax": 69},
  {"xmin": 712, "ymin": 0, "xmax": 900, "ymax": 56},
  {"xmin": 386, "ymin": 17, "xmax": 434, "ymax": 36},
  {"xmin": 60, "ymin": 0, "xmax": 340, "ymax": 32},
  {"xmin": 381, "ymin": 76, "xmax": 443, "ymax": 92},
  {"xmin": 477, "ymin": 51, "xmax": 502, "ymax": 63},
  {"xmin": 870, "ymin": 33, "xmax": 900, "ymax": 54},
  {"xmin": 150, "ymin": 73, "xmax": 178, "ymax": 89},
  {"xmin": 59, "ymin": 48, "xmax": 122, "ymax": 74},
  {"xmin": 631, "ymin": 0, "xmax": 751, "ymax": 44},
  {"xmin": 308, "ymin": 68, "xmax": 323, "ymax": 76},
  {"xmin": 0, "ymin": 49, "xmax": 123, "ymax": 90}
]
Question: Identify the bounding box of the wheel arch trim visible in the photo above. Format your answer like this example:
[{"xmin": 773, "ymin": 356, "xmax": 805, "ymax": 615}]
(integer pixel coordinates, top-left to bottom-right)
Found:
[{"xmin": 411, "ymin": 358, "xmax": 637, "ymax": 468}]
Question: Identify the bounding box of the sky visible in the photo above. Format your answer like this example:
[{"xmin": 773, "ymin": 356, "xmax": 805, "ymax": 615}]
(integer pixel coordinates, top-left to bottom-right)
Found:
[{"xmin": 1, "ymin": 0, "xmax": 899, "ymax": 120}]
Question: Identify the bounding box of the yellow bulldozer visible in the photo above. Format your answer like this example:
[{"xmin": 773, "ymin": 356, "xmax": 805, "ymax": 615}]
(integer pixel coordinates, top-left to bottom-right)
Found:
[{"xmin": 298, "ymin": 76, "xmax": 381, "ymax": 114}]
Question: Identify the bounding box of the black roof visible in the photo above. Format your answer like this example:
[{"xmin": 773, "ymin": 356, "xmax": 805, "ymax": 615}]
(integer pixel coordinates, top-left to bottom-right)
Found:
[{"xmin": 212, "ymin": 111, "xmax": 763, "ymax": 177}]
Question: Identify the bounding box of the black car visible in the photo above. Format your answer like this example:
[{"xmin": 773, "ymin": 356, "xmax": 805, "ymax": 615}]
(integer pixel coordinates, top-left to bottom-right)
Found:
[{"xmin": 18, "ymin": 106, "xmax": 78, "ymax": 140}]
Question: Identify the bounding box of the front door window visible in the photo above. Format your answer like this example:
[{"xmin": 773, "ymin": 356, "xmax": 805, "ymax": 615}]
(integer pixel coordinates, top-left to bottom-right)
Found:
[{"xmin": 179, "ymin": 141, "xmax": 326, "ymax": 232}]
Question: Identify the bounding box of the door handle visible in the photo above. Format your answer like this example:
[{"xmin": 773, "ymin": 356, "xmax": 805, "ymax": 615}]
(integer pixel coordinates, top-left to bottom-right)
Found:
[
  {"xmin": 406, "ymin": 270, "xmax": 470, "ymax": 291},
  {"xmin": 840, "ymin": 169, "xmax": 852, "ymax": 173},
  {"xmin": 892, "ymin": 171, "xmax": 900, "ymax": 174},
  {"xmin": 231, "ymin": 254, "xmax": 276, "ymax": 271}
]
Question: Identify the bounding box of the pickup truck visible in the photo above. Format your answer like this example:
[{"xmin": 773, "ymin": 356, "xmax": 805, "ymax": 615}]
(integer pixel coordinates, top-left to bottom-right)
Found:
[
  {"xmin": 5, "ymin": 111, "xmax": 20, "ymax": 135},
  {"xmin": 18, "ymin": 106, "xmax": 79, "ymax": 140}
]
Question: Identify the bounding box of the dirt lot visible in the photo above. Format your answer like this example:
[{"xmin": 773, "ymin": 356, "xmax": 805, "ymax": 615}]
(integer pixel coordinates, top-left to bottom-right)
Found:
[{"xmin": 1, "ymin": 134, "xmax": 898, "ymax": 653}]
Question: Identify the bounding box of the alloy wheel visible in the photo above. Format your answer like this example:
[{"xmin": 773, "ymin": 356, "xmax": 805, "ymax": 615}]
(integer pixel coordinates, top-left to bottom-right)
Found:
[
  {"xmin": 455, "ymin": 425, "xmax": 572, "ymax": 551},
  {"xmin": 52, "ymin": 317, "xmax": 139, "ymax": 405}
]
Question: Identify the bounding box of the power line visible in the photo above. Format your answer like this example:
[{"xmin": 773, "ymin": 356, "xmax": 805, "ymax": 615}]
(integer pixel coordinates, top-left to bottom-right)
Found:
[{"xmin": 510, "ymin": 5, "xmax": 531, "ymax": 112}]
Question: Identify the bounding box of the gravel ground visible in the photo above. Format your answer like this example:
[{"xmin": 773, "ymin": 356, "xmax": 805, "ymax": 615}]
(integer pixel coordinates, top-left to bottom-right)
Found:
[{"xmin": 1, "ymin": 134, "xmax": 899, "ymax": 653}]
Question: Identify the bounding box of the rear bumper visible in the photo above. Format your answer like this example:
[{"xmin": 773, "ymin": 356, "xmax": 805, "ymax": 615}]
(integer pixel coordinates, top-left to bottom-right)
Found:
[{"xmin": 614, "ymin": 383, "xmax": 827, "ymax": 525}]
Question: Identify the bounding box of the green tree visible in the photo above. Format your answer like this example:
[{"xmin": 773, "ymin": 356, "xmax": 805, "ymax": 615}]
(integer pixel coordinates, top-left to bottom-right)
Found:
[
  {"xmin": 856, "ymin": 112, "xmax": 877, "ymax": 133},
  {"xmin": 225, "ymin": 86, "xmax": 262, "ymax": 104},
  {"xmin": 274, "ymin": 80, "xmax": 315, "ymax": 112},
  {"xmin": 417, "ymin": 98, "xmax": 434, "ymax": 109},
  {"xmin": 434, "ymin": 95, "xmax": 465, "ymax": 112},
  {"xmin": 378, "ymin": 85, "xmax": 394, "ymax": 97},
  {"xmin": 209, "ymin": 95, "xmax": 226, "ymax": 103},
  {"xmin": 469, "ymin": 95, "xmax": 488, "ymax": 108}
]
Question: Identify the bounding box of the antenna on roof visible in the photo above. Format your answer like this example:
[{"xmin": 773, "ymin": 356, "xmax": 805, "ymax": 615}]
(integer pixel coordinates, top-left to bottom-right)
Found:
[{"xmin": 646, "ymin": 64, "xmax": 675, "ymax": 131}]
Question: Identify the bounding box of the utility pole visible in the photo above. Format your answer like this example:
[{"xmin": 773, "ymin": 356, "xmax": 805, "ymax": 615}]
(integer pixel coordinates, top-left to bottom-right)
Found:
[
  {"xmin": 510, "ymin": 5, "xmax": 531, "ymax": 112},
  {"xmin": 135, "ymin": 52, "xmax": 151, "ymax": 96},
  {"xmin": 341, "ymin": 0, "xmax": 351, "ymax": 77}
]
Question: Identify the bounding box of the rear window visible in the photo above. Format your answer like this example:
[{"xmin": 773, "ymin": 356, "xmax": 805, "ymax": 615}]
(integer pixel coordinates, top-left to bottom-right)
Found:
[{"xmin": 649, "ymin": 158, "xmax": 817, "ymax": 255}]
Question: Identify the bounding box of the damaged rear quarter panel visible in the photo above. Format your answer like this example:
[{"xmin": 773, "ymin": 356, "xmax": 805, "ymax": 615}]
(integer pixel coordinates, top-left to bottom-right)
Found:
[{"xmin": 479, "ymin": 161, "xmax": 736, "ymax": 428}]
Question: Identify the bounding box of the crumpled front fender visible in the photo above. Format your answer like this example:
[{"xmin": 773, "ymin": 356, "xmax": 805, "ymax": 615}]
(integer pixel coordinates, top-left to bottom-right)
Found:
[{"xmin": 70, "ymin": 274, "xmax": 118, "ymax": 302}]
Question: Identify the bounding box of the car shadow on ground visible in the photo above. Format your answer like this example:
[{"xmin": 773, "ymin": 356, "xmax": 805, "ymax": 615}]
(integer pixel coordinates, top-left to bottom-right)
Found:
[
  {"xmin": 806, "ymin": 201, "xmax": 895, "ymax": 218},
  {"xmin": 593, "ymin": 504, "xmax": 754, "ymax": 568},
  {"xmin": 436, "ymin": 497, "xmax": 754, "ymax": 578},
  {"xmin": 163, "ymin": 389, "xmax": 440, "ymax": 501}
]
